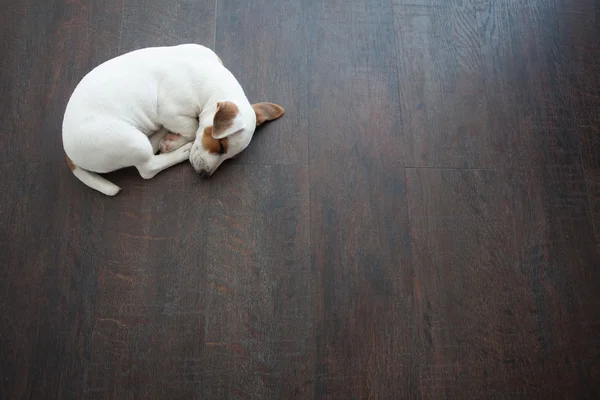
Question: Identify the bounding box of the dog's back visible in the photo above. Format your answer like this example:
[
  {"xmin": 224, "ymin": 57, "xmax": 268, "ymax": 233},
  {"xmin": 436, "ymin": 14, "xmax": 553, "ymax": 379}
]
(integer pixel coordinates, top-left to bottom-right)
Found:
[{"xmin": 63, "ymin": 44, "xmax": 220, "ymax": 136}]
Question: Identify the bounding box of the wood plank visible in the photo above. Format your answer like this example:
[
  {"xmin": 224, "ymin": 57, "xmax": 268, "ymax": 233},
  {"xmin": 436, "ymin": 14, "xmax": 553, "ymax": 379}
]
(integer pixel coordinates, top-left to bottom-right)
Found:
[
  {"xmin": 119, "ymin": 0, "xmax": 215, "ymax": 53},
  {"xmin": 1, "ymin": 0, "xmax": 124, "ymax": 397},
  {"xmin": 0, "ymin": 0, "xmax": 125, "ymax": 164},
  {"xmin": 394, "ymin": 0, "xmax": 495, "ymax": 168},
  {"xmin": 554, "ymin": 0, "xmax": 600, "ymax": 172},
  {"xmin": 586, "ymin": 170, "xmax": 600, "ymax": 244},
  {"xmin": 405, "ymin": 167, "xmax": 600, "ymax": 398},
  {"xmin": 510, "ymin": 163, "xmax": 600, "ymax": 399},
  {"xmin": 85, "ymin": 172, "xmax": 210, "ymax": 399},
  {"xmin": 478, "ymin": 2, "xmax": 600, "ymax": 397},
  {"xmin": 215, "ymin": 0, "xmax": 308, "ymax": 165},
  {"xmin": 308, "ymin": 1, "xmax": 413, "ymax": 398},
  {"xmin": 81, "ymin": 0, "xmax": 216, "ymax": 397},
  {"xmin": 197, "ymin": 164, "xmax": 311, "ymax": 399},
  {"xmin": 555, "ymin": 0, "xmax": 599, "ymax": 66},
  {"xmin": 406, "ymin": 168, "xmax": 525, "ymax": 398},
  {"xmin": 0, "ymin": 163, "xmax": 110, "ymax": 398}
]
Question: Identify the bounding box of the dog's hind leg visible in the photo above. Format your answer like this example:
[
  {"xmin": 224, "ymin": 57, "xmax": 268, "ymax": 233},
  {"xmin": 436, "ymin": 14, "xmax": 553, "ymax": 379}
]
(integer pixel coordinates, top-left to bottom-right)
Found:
[
  {"xmin": 159, "ymin": 133, "xmax": 191, "ymax": 153},
  {"xmin": 149, "ymin": 127, "xmax": 170, "ymax": 154},
  {"xmin": 136, "ymin": 143, "xmax": 193, "ymax": 179}
]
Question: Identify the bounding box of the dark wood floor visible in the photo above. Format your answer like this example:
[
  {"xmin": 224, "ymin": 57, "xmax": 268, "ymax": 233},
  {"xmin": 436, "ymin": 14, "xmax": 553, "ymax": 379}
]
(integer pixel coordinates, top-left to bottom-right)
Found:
[{"xmin": 1, "ymin": 0, "xmax": 599, "ymax": 398}]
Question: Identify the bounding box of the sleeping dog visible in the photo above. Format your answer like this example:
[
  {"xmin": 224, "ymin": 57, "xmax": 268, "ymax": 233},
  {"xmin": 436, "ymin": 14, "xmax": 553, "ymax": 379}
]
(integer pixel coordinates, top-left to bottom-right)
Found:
[{"xmin": 62, "ymin": 44, "xmax": 284, "ymax": 195}]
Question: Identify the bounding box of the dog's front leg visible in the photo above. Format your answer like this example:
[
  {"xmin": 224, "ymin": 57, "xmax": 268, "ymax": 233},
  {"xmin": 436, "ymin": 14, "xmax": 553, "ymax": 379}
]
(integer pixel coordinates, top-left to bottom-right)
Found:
[{"xmin": 136, "ymin": 143, "xmax": 193, "ymax": 179}]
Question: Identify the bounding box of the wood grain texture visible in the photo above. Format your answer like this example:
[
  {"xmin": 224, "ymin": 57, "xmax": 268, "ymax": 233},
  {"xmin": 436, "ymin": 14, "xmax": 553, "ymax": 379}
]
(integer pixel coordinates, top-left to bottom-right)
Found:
[
  {"xmin": 118, "ymin": 0, "xmax": 215, "ymax": 54},
  {"xmin": 554, "ymin": 0, "xmax": 600, "ymax": 173},
  {"xmin": 394, "ymin": 0, "xmax": 493, "ymax": 168},
  {"xmin": 0, "ymin": 163, "xmax": 107, "ymax": 399},
  {"xmin": 406, "ymin": 168, "xmax": 529, "ymax": 398},
  {"xmin": 1, "ymin": 0, "xmax": 600, "ymax": 398},
  {"xmin": 407, "ymin": 167, "xmax": 600, "ymax": 398},
  {"xmin": 308, "ymin": 1, "xmax": 412, "ymax": 398},
  {"xmin": 85, "ymin": 171, "xmax": 211, "ymax": 399},
  {"xmin": 586, "ymin": 170, "xmax": 600, "ymax": 244},
  {"xmin": 0, "ymin": 0, "xmax": 125, "ymax": 164},
  {"xmin": 198, "ymin": 164, "xmax": 311, "ymax": 398},
  {"xmin": 555, "ymin": 0, "xmax": 599, "ymax": 66},
  {"xmin": 215, "ymin": 0, "xmax": 308, "ymax": 165}
]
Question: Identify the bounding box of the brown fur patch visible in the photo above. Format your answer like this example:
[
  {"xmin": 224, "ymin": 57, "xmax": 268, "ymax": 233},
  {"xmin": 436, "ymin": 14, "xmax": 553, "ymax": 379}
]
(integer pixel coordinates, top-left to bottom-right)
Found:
[
  {"xmin": 202, "ymin": 126, "xmax": 229, "ymax": 155},
  {"xmin": 66, "ymin": 155, "xmax": 76, "ymax": 171},
  {"xmin": 213, "ymin": 101, "xmax": 239, "ymax": 137},
  {"xmin": 217, "ymin": 56, "xmax": 223, "ymax": 65},
  {"xmin": 252, "ymin": 102, "xmax": 285, "ymax": 126}
]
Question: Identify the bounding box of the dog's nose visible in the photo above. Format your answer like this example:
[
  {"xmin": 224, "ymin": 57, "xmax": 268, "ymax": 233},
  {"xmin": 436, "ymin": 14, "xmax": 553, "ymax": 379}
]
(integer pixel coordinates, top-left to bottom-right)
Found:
[{"xmin": 198, "ymin": 170, "xmax": 211, "ymax": 179}]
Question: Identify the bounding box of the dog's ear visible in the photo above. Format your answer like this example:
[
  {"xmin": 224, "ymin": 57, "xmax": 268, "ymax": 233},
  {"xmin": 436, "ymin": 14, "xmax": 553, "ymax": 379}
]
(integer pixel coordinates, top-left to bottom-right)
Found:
[
  {"xmin": 212, "ymin": 101, "xmax": 246, "ymax": 139},
  {"xmin": 252, "ymin": 102, "xmax": 285, "ymax": 126}
]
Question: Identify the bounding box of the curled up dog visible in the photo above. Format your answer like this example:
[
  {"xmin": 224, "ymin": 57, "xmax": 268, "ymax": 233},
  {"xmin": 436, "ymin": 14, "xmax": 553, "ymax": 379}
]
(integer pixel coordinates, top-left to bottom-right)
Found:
[{"xmin": 62, "ymin": 44, "xmax": 284, "ymax": 196}]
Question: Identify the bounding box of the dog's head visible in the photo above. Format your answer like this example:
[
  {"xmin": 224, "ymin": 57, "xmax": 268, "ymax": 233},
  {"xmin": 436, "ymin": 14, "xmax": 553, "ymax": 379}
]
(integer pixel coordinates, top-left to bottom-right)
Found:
[{"xmin": 189, "ymin": 101, "xmax": 284, "ymax": 177}]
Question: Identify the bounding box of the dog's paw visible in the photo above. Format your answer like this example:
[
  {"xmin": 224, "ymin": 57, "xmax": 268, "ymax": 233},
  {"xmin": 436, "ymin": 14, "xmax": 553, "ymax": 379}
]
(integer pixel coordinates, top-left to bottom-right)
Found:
[{"xmin": 159, "ymin": 133, "xmax": 181, "ymax": 153}]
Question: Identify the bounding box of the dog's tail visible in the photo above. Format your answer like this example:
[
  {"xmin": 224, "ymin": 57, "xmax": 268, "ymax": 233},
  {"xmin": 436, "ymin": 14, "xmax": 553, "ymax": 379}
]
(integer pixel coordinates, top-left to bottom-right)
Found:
[{"xmin": 66, "ymin": 156, "xmax": 121, "ymax": 196}]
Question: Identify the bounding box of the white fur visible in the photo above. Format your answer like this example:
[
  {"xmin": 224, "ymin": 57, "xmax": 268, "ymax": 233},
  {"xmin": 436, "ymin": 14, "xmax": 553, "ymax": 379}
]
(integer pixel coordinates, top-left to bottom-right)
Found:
[{"xmin": 62, "ymin": 44, "xmax": 258, "ymax": 195}]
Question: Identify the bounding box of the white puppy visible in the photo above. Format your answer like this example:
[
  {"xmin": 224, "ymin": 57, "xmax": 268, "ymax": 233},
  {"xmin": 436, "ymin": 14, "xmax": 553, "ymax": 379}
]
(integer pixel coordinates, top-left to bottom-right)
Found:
[{"xmin": 62, "ymin": 44, "xmax": 284, "ymax": 196}]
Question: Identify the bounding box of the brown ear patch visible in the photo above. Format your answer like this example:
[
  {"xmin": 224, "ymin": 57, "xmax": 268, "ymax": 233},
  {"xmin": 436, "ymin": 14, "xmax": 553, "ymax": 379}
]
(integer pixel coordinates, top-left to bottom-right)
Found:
[
  {"xmin": 252, "ymin": 102, "xmax": 285, "ymax": 126},
  {"xmin": 202, "ymin": 126, "xmax": 229, "ymax": 155},
  {"xmin": 66, "ymin": 155, "xmax": 76, "ymax": 171},
  {"xmin": 213, "ymin": 101, "xmax": 239, "ymax": 137}
]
